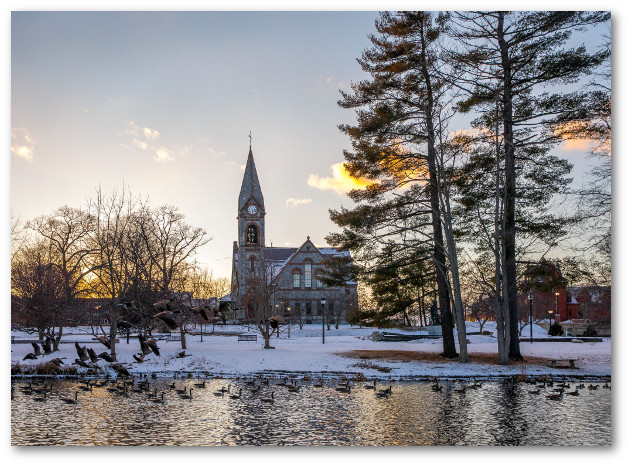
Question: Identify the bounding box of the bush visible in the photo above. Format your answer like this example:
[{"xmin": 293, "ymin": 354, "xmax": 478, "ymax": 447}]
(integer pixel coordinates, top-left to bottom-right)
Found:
[
  {"xmin": 548, "ymin": 322, "xmax": 563, "ymax": 336},
  {"xmin": 583, "ymin": 324, "xmax": 598, "ymax": 337}
]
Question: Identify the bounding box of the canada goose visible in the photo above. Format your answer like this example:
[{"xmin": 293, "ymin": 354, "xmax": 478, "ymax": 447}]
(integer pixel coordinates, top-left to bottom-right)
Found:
[
  {"xmin": 214, "ymin": 386, "xmax": 229, "ymax": 396},
  {"xmin": 49, "ymin": 358, "xmax": 65, "ymax": 367},
  {"xmin": 61, "ymin": 391, "xmax": 79, "ymax": 405},
  {"xmin": 245, "ymin": 378, "xmax": 257, "ymax": 385},
  {"xmin": 23, "ymin": 353, "xmax": 38, "ymax": 361},
  {"xmin": 42, "ymin": 337, "xmax": 54, "ymax": 354},
  {"xmin": 454, "ymin": 385, "xmax": 467, "ymax": 394},
  {"xmin": 78, "ymin": 382, "xmax": 92, "ymax": 392},
  {"xmin": 33, "ymin": 391, "xmax": 48, "ymax": 402},
  {"xmin": 260, "ymin": 391, "xmax": 274, "ymax": 403},
  {"xmin": 288, "ymin": 385, "xmax": 301, "ymax": 393},
  {"xmin": 154, "ymin": 311, "xmax": 179, "ymax": 331},
  {"xmin": 431, "ymin": 382, "xmax": 443, "ymax": 392},
  {"xmin": 546, "ymin": 392, "xmax": 563, "ymax": 400},
  {"xmin": 180, "ymin": 388, "xmax": 193, "ymax": 400},
  {"xmin": 603, "ymin": 382, "xmax": 611, "ymax": 389},
  {"xmin": 150, "ymin": 392, "xmax": 165, "ymax": 404},
  {"xmin": 566, "ymin": 389, "xmax": 580, "ymax": 396},
  {"xmin": 378, "ymin": 386, "xmax": 393, "ymax": 396},
  {"xmin": 335, "ymin": 381, "xmax": 351, "ymax": 392},
  {"xmin": 528, "ymin": 388, "xmax": 541, "ymax": 394},
  {"xmin": 191, "ymin": 305, "xmax": 210, "ymax": 321},
  {"xmin": 86, "ymin": 347, "xmax": 99, "ymax": 364},
  {"xmin": 154, "ymin": 298, "xmax": 178, "ymax": 313},
  {"xmin": 95, "ymin": 336, "xmax": 111, "ymax": 349},
  {"xmin": 193, "ymin": 381, "xmax": 206, "ymax": 389},
  {"xmin": 111, "ymin": 363, "xmax": 130, "ymax": 377},
  {"xmin": 98, "ymin": 352, "xmax": 114, "ymax": 363},
  {"xmin": 146, "ymin": 389, "xmax": 158, "ymax": 399},
  {"xmin": 229, "ymin": 389, "xmax": 242, "ymax": 400},
  {"xmin": 313, "ymin": 378, "xmax": 324, "ymax": 388},
  {"xmin": 133, "ymin": 354, "xmax": 146, "ymax": 363},
  {"xmin": 75, "ymin": 342, "xmax": 89, "ymax": 361},
  {"xmin": 553, "ymin": 387, "xmax": 565, "ymax": 393},
  {"xmin": 275, "ymin": 377, "xmax": 288, "ymax": 386},
  {"xmin": 588, "ymin": 384, "xmax": 599, "ymax": 390},
  {"xmin": 175, "ymin": 385, "xmax": 188, "ymax": 395},
  {"xmin": 249, "ymin": 384, "xmax": 261, "ymax": 393},
  {"xmin": 31, "ymin": 341, "xmax": 42, "ymax": 357},
  {"xmin": 177, "ymin": 351, "xmax": 191, "ymax": 358},
  {"xmin": 577, "ymin": 383, "xmax": 585, "ymax": 389},
  {"xmin": 364, "ymin": 380, "xmax": 377, "ymax": 390},
  {"xmin": 73, "ymin": 359, "xmax": 92, "ymax": 368}
]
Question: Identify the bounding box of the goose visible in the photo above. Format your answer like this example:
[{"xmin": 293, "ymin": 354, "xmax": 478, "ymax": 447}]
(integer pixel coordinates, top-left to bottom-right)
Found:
[
  {"xmin": 154, "ymin": 311, "xmax": 179, "ymax": 331},
  {"xmin": 260, "ymin": 391, "xmax": 274, "ymax": 403},
  {"xmin": 73, "ymin": 359, "xmax": 91, "ymax": 368},
  {"xmin": 335, "ymin": 381, "xmax": 351, "ymax": 393},
  {"xmin": 546, "ymin": 392, "xmax": 563, "ymax": 401},
  {"xmin": 146, "ymin": 389, "xmax": 159, "ymax": 399},
  {"xmin": 313, "ymin": 378, "xmax": 324, "ymax": 388},
  {"xmin": 87, "ymin": 348, "xmax": 99, "ymax": 363},
  {"xmin": 528, "ymin": 388, "xmax": 541, "ymax": 394},
  {"xmin": 111, "ymin": 363, "xmax": 131, "ymax": 377},
  {"xmin": 175, "ymin": 385, "xmax": 188, "ymax": 395},
  {"xmin": 154, "ymin": 298, "xmax": 179, "ymax": 313},
  {"xmin": 61, "ymin": 391, "xmax": 79, "ymax": 405},
  {"xmin": 133, "ymin": 354, "xmax": 147, "ymax": 363},
  {"xmin": 33, "ymin": 391, "xmax": 48, "ymax": 403},
  {"xmin": 180, "ymin": 388, "xmax": 193, "ymax": 400},
  {"xmin": 193, "ymin": 381, "xmax": 206, "ymax": 389},
  {"xmin": 95, "ymin": 336, "xmax": 111, "ymax": 349},
  {"xmin": 31, "ymin": 341, "xmax": 42, "ymax": 357},
  {"xmin": 454, "ymin": 384, "xmax": 467, "ymax": 394},
  {"xmin": 377, "ymin": 386, "xmax": 393, "ymax": 397},
  {"xmin": 229, "ymin": 389, "xmax": 242, "ymax": 400},
  {"xmin": 249, "ymin": 384, "xmax": 261, "ymax": 394},
  {"xmin": 364, "ymin": 380, "xmax": 377, "ymax": 390},
  {"xmin": 577, "ymin": 383, "xmax": 585, "ymax": 389},
  {"xmin": 288, "ymin": 385, "xmax": 301, "ymax": 393},
  {"xmin": 23, "ymin": 353, "xmax": 38, "ymax": 360},
  {"xmin": 138, "ymin": 334, "xmax": 160, "ymax": 356},
  {"xmin": 191, "ymin": 304, "xmax": 210, "ymax": 321},
  {"xmin": 78, "ymin": 381, "xmax": 93, "ymax": 392},
  {"xmin": 566, "ymin": 389, "xmax": 580, "ymax": 396},
  {"xmin": 150, "ymin": 392, "xmax": 165, "ymax": 404},
  {"xmin": 431, "ymin": 382, "xmax": 443, "ymax": 392},
  {"xmin": 98, "ymin": 352, "xmax": 115, "ymax": 363},
  {"xmin": 42, "ymin": 337, "xmax": 54, "ymax": 354},
  {"xmin": 21, "ymin": 383, "xmax": 34, "ymax": 394},
  {"xmin": 49, "ymin": 358, "xmax": 65, "ymax": 367},
  {"xmin": 75, "ymin": 342, "xmax": 89, "ymax": 362},
  {"xmin": 603, "ymin": 382, "xmax": 611, "ymax": 389},
  {"xmin": 214, "ymin": 385, "xmax": 229, "ymax": 396},
  {"xmin": 588, "ymin": 384, "xmax": 599, "ymax": 390}
]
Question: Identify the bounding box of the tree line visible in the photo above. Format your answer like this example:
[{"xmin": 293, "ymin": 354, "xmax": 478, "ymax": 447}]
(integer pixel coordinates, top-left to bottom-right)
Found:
[
  {"xmin": 327, "ymin": 11, "xmax": 611, "ymax": 364},
  {"xmin": 11, "ymin": 186, "xmax": 230, "ymax": 359}
]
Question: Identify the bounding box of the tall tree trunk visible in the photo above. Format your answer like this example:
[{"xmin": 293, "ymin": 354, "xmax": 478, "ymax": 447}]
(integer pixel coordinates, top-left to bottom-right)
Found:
[
  {"xmin": 419, "ymin": 21, "xmax": 457, "ymax": 358},
  {"xmin": 497, "ymin": 12, "xmax": 522, "ymax": 361},
  {"xmin": 110, "ymin": 320, "xmax": 118, "ymax": 362}
]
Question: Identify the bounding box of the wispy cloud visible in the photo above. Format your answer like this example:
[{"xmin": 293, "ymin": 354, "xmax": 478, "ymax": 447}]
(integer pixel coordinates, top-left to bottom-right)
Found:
[
  {"xmin": 122, "ymin": 121, "xmax": 181, "ymax": 163},
  {"xmin": 142, "ymin": 127, "xmax": 160, "ymax": 140},
  {"xmin": 11, "ymin": 128, "xmax": 34, "ymax": 163},
  {"xmin": 307, "ymin": 162, "xmax": 373, "ymax": 196},
  {"xmin": 285, "ymin": 198, "xmax": 312, "ymax": 208}
]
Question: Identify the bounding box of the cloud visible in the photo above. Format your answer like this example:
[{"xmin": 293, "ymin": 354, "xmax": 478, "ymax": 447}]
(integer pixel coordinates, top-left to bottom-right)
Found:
[
  {"xmin": 308, "ymin": 162, "xmax": 373, "ymax": 196},
  {"xmin": 132, "ymin": 139, "xmax": 149, "ymax": 150},
  {"xmin": 11, "ymin": 128, "xmax": 34, "ymax": 163},
  {"xmin": 142, "ymin": 127, "xmax": 160, "ymax": 140},
  {"xmin": 285, "ymin": 198, "xmax": 312, "ymax": 208},
  {"xmin": 153, "ymin": 147, "xmax": 174, "ymax": 163}
]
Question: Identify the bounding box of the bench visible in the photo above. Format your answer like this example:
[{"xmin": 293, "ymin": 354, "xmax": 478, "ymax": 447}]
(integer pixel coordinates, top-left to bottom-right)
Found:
[
  {"xmin": 547, "ymin": 358, "xmax": 578, "ymax": 369},
  {"xmin": 238, "ymin": 334, "xmax": 257, "ymax": 342},
  {"xmin": 165, "ymin": 335, "xmax": 182, "ymax": 342}
]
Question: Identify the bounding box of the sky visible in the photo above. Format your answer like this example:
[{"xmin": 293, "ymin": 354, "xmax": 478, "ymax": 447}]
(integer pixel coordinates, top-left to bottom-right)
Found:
[{"xmin": 10, "ymin": 9, "xmax": 611, "ymax": 281}]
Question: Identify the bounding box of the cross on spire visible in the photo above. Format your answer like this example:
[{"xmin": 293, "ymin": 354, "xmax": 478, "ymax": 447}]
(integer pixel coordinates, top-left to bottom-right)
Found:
[{"xmin": 249, "ymin": 130, "xmax": 252, "ymax": 149}]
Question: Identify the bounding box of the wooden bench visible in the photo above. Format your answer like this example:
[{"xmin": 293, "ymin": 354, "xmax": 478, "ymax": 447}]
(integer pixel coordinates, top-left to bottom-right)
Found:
[
  {"xmin": 238, "ymin": 334, "xmax": 257, "ymax": 342},
  {"xmin": 547, "ymin": 358, "xmax": 578, "ymax": 369}
]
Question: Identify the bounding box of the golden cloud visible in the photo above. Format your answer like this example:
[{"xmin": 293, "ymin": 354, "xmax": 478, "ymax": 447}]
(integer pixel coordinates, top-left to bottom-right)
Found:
[
  {"xmin": 307, "ymin": 163, "xmax": 373, "ymax": 196},
  {"xmin": 285, "ymin": 198, "xmax": 312, "ymax": 208}
]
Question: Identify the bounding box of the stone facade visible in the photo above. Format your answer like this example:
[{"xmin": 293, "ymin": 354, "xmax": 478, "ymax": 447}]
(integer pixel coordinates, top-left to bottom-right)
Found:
[{"xmin": 230, "ymin": 147, "xmax": 357, "ymax": 323}]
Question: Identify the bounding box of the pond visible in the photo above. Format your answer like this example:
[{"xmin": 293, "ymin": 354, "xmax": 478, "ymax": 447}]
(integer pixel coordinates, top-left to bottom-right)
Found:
[{"xmin": 11, "ymin": 377, "xmax": 611, "ymax": 446}]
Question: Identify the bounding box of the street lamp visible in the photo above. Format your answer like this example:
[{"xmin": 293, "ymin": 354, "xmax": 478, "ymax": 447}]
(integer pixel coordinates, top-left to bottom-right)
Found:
[
  {"xmin": 321, "ymin": 298, "xmax": 327, "ymax": 344},
  {"xmin": 548, "ymin": 310, "xmax": 553, "ymax": 327},
  {"xmin": 287, "ymin": 306, "xmax": 291, "ymax": 339},
  {"xmin": 528, "ymin": 293, "xmax": 533, "ymax": 343},
  {"xmin": 555, "ymin": 292, "xmax": 559, "ymax": 320}
]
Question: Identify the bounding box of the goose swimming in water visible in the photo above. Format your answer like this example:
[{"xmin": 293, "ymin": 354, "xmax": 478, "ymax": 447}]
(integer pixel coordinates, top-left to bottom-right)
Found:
[{"xmin": 61, "ymin": 391, "xmax": 79, "ymax": 405}]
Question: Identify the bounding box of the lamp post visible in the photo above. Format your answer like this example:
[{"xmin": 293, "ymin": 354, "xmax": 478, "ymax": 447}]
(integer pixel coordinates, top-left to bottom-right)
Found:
[
  {"xmin": 548, "ymin": 310, "xmax": 553, "ymax": 327},
  {"xmin": 555, "ymin": 291, "xmax": 559, "ymax": 320},
  {"xmin": 287, "ymin": 306, "xmax": 291, "ymax": 339},
  {"xmin": 321, "ymin": 297, "xmax": 327, "ymax": 344},
  {"xmin": 528, "ymin": 293, "xmax": 533, "ymax": 343}
]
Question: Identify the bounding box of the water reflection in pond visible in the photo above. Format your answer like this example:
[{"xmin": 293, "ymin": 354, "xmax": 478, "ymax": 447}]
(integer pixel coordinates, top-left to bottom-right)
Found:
[{"xmin": 11, "ymin": 378, "xmax": 611, "ymax": 446}]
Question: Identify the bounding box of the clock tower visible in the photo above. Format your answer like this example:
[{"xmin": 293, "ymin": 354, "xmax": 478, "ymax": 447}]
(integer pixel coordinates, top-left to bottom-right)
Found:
[{"xmin": 235, "ymin": 145, "xmax": 265, "ymax": 307}]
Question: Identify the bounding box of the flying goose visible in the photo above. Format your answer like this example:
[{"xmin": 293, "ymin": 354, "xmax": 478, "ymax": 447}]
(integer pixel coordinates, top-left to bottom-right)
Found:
[
  {"xmin": 31, "ymin": 341, "xmax": 42, "ymax": 357},
  {"xmin": 75, "ymin": 342, "xmax": 89, "ymax": 362},
  {"xmin": 98, "ymin": 352, "xmax": 115, "ymax": 363}
]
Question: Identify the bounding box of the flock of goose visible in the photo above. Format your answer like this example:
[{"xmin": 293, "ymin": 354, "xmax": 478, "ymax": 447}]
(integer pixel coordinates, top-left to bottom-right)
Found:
[{"xmin": 11, "ymin": 373, "xmax": 397, "ymax": 406}]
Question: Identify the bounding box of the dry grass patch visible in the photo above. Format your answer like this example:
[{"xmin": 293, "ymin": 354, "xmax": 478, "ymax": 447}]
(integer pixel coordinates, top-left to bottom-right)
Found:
[{"xmin": 338, "ymin": 350, "xmax": 550, "ymax": 366}]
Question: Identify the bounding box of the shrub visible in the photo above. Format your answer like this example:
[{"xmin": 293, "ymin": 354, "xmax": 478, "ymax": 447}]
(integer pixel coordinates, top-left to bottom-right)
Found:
[
  {"xmin": 583, "ymin": 324, "xmax": 598, "ymax": 337},
  {"xmin": 548, "ymin": 322, "xmax": 563, "ymax": 336}
]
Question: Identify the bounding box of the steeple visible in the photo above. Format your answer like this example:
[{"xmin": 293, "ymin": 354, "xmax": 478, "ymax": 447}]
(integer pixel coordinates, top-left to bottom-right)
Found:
[{"xmin": 238, "ymin": 146, "xmax": 265, "ymax": 212}]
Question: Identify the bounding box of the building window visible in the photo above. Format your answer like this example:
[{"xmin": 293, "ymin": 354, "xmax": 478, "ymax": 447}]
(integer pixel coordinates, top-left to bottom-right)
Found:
[
  {"xmin": 250, "ymin": 256, "xmax": 256, "ymax": 273},
  {"xmin": 315, "ymin": 272, "xmax": 324, "ymax": 288},
  {"xmin": 305, "ymin": 302, "xmax": 311, "ymax": 315},
  {"xmin": 294, "ymin": 302, "xmax": 301, "ymax": 315},
  {"xmin": 293, "ymin": 272, "xmax": 300, "ymax": 288},
  {"xmin": 246, "ymin": 225, "xmax": 258, "ymax": 244},
  {"xmin": 304, "ymin": 262, "xmax": 312, "ymax": 288}
]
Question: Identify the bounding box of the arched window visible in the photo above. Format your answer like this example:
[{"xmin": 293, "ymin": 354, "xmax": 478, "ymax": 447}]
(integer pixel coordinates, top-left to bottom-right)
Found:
[
  {"xmin": 304, "ymin": 261, "xmax": 312, "ymax": 288},
  {"xmin": 293, "ymin": 271, "xmax": 300, "ymax": 288},
  {"xmin": 246, "ymin": 225, "xmax": 258, "ymax": 244},
  {"xmin": 249, "ymin": 256, "xmax": 256, "ymax": 273},
  {"xmin": 315, "ymin": 270, "xmax": 324, "ymax": 288}
]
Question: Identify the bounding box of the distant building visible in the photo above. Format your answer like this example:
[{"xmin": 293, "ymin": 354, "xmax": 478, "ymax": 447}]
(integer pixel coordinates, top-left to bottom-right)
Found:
[{"xmin": 230, "ymin": 146, "xmax": 358, "ymax": 323}]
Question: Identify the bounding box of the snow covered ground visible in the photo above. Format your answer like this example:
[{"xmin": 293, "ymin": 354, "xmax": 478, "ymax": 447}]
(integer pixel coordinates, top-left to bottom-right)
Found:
[{"xmin": 10, "ymin": 321, "xmax": 611, "ymax": 380}]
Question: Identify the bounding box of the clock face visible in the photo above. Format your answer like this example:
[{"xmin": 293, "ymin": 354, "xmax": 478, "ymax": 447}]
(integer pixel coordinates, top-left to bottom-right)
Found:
[{"xmin": 247, "ymin": 204, "xmax": 258, "ymax": 215}]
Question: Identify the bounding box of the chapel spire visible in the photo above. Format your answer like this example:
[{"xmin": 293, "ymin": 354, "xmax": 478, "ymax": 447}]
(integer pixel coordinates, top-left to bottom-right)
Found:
[{"xmin": 238, "ymin": 143, "xmax": 265, "ymax": 212}]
